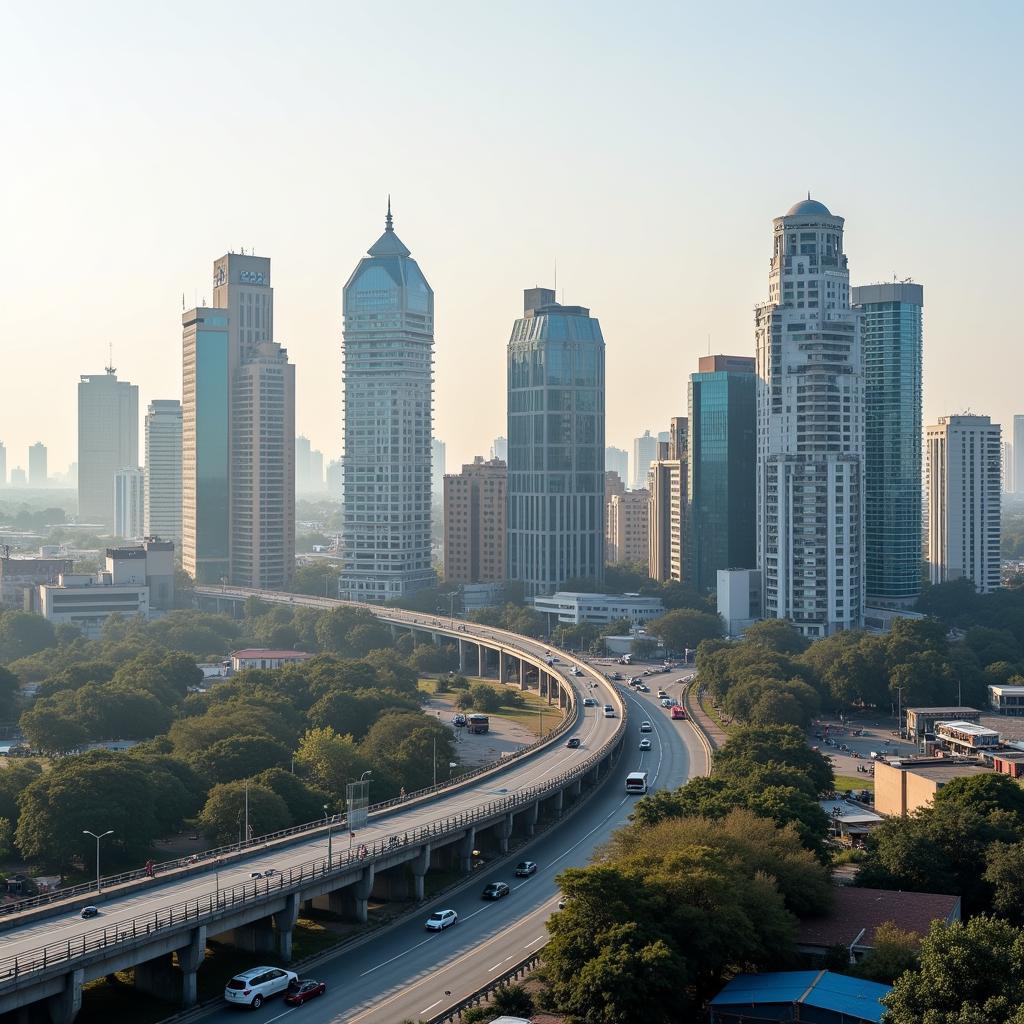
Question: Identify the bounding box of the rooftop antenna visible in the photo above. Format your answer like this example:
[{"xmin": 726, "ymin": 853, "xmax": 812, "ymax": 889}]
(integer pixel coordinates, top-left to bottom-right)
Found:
[
  {"xmin": 386, "ymin": 194, "xmax": 393, "ymax": 231},
  {"xmin": 807, "ymin": 190, "xmax": 811, "ymax": 200},
  {"xmin": 105, "ymin": 343, "xmax": 115, "ymax": 375},
  {"xmin": 554, "ymin": 257, "xmax": 557, "ymax": 294}
]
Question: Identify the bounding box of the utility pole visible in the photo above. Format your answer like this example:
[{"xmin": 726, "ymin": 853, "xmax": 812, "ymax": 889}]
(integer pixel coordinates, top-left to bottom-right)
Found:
[
  {"xmin": 244, "ymin": 781, "xmax": 250, "ymax": 842},
  {"xmin": 433, "ymin": 735, "xmax": 437, "ymax": 787}
]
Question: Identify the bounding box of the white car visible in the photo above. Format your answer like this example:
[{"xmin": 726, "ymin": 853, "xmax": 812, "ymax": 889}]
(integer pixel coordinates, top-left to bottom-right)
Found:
[
  {"xmin": 640, "ymin": 721, "xmax": 652, "ymax": 733},
  {"xmin": 425, "ymin": 908, "xmax": 458, "ymax": 931},
  {"xmin": 639, "ymin": 738, "xmax": 652, "ymax": 750},
  {"xmin": 660, "ymin": 698, "xmax": 672, "ymax": 708},
  {"xmin": 583, "ymin": 697, "xmax": 598, "ymax": 707},
  {"xmin": 224, "ymin": 967, "xmax": 298, "ymax": 1009}
]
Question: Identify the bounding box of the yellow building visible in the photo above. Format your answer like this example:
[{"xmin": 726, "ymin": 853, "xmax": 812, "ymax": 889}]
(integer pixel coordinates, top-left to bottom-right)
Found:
[{"xmin": 874, "ymin": 758, "xmax": 992, "ymax": 817}]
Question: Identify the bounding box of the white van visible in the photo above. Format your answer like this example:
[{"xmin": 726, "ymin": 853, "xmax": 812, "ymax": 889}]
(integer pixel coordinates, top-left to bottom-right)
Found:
[
  {"xmin": 625, "ymin": 771, "xmax": 648, "ymax": 794},
  {"xmin": 603, "ymin": 704, "xmax": 616, "ymax": 718}
]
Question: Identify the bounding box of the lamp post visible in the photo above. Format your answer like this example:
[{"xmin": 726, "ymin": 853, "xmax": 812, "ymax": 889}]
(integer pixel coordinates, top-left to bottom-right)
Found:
[
  {"xmin": 323, "ymin": 804, "xmax": 333, "ymax": 868},
  {"xmin": 82, "ymin": 829, "xmax": 114, "ymax": 894},
  {"xmin": 447, "ymin": 591, "xmax": 457, "ymax": 628}
]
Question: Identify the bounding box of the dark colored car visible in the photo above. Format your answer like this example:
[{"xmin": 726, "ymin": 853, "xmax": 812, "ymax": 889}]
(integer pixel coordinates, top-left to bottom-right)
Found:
[
  {"xmin": 80, "ymin": 906, "xmax": 99, "ymax": 919},
  {"xmin": 565, "ymin": 737, "xmax": 581, "ymax": 748},
  {"xmin": 514, "ymin": 860, "xmax": 537, "ymax": 877},
  {"xmin": 481, "ymin": 881, "xmax": 510, "ymax": 900},
  {"xmin": 284, "ymin": 979, "xmax": 327, "ymax": 1006}
]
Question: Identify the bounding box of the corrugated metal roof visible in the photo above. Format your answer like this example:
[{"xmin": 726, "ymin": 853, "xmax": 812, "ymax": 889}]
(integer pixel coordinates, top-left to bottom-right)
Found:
[{"xmin": 710, "ymin": 971, "xmax": 891, "ymax": 1023}]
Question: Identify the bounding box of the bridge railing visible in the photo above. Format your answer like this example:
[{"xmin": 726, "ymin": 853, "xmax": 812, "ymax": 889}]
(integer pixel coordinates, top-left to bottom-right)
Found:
[
  {"xmin": 0, "ymin": 709, "xmax": 624, "ymax": 988},
  {"xmin": 0, "ymin": 610, "xmax": 581, "ymax": 920}
]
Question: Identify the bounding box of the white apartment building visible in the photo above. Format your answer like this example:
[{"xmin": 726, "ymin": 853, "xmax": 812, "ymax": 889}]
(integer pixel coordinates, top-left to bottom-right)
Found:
[
  {"xmin": 533, "ymin": 591, "xmax": 664, "ymax": 627},
  {"xmin": 144, "ymin": 400, "xmax": 182, "ymax": 544},
  {"xmin": 755, "ymin": 198, "xmax": 865, "ymax": 637},
  {"xmin": 113, "ymin": 467, "xmax": 144, "ymax": 540},
  {"xmin": 925, "ymin": 414, "xmax": 1001, "ymax": 593},
  {"xmin": 78, "ymin": 369, "xmax": 138, "ymax": 527}
]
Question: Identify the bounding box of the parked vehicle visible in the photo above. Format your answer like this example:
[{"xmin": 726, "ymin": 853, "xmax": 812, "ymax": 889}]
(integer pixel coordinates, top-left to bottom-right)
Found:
[{"xmin": 224, "ymin": 967, "xmax": 299, "ymax": 1009}]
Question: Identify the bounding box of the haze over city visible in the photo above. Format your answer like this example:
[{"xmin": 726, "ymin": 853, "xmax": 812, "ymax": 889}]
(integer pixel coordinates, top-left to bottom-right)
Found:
[{"xmin": 2, "ymin": 1, "xmax": 1021, "ymax": 473}]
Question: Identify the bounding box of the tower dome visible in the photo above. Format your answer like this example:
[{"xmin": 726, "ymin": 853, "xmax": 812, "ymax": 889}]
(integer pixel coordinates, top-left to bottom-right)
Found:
[{"xmin": 786, "ymin": 197, "xmax": 832, "ymax": 217}]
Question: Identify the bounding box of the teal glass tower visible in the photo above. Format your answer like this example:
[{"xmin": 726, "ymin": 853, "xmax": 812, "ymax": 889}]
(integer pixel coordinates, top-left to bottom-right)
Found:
[
  {"xmin": 852, "ymin": 282, "xmax": 924, "ymax": 606},
  {"xmin": 687, "ymin": 355, "xmax": 757, "ymax": 592},
  {"xmin": 507, "ymin": 288, "xmax": 605, "ymax": 598}
]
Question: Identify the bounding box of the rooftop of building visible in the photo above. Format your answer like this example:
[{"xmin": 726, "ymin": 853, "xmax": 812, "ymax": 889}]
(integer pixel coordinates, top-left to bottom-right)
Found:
[
  {"xmin": 819, "ymin": 799, "xmax": 883, "ymax": 827},
  {"xmin": 906, "ymin": 706, "xmax": 981, "ymax": 716},
  {"xmin": 881, "ymin": 757, "xmax": 991, "ymax": 782},
  {"xmin": 993, "ymin": 749, "xmax": 1024, "ymax": 762},
  {"xmin": 231, "ymin": 649, "xmax": 315, "ymax": 661},
  {"xmin": 797, "ymin": 887, "xmax": 960, "ymax": 951},
  {"xmin": 710, "ymin": 971, "xmax": 890, "ymax": 1024},
  {"xmin": 785, "ymin": 197, "xmax": 833, "ymax": 217},
  {"xmin": 934, "ymin": 720, "xmax": 999, "ymax": 737},
  {"xmin": 990, "ymin": 685, "xmax": 1024, "ymax": 695}
]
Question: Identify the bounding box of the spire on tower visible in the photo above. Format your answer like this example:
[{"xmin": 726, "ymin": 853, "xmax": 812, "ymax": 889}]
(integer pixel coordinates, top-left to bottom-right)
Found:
[{"xmin": 385, "ymin": 195, "xmax": 393, "ymax": 232}]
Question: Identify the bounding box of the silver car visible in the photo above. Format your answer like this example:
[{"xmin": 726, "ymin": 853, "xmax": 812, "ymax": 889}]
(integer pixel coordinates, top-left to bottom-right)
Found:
[{"xmin": 223, "ymin": 966, "xmax": 298, "ymax": 1009}]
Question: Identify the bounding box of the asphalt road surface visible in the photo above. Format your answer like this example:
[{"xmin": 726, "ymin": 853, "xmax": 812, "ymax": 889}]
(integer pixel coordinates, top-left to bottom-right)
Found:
[{"xmin": 199, "ymin": 685, "xmax": 708, "ymax": 1024}]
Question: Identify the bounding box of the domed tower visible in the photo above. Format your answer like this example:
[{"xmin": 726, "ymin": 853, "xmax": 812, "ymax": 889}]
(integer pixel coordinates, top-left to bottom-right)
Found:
[
  {"xmin": 754, "ymin": 197, "xmax": 865, "ymax": 636},
  {"xmin": 340, "ymin": 202, "xmax": 436, "ymax": 602}
]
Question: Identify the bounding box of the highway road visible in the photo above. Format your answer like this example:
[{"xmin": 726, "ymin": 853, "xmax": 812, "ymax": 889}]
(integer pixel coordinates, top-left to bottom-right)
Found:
[{"xmin": 196, "ymin": 680, "xmax": 709, "ymax": 1024}]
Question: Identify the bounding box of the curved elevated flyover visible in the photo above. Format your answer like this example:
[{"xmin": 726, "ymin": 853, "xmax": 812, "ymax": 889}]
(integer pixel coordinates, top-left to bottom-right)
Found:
[{"xmin": 0, "ymin": 589, "xmax": 627, "ymax": 1022}]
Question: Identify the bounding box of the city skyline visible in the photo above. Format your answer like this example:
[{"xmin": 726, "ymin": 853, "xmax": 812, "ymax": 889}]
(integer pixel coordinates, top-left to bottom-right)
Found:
[{"xmin": 2, "ymin": 4, "xmax": 1022, "ymax": 475}]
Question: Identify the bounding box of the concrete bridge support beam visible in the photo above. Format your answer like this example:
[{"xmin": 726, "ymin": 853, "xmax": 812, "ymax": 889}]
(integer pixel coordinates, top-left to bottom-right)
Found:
[
  {"xmin": 548, "ymin": 677, "xmax": 555, "ymax": 706},
  {"xmin": 568, "ymin": 779, "xmax": 582, "ymax": 799},
  {"xmin": 411, "ymin": 842, "xmax": 432, "ymax": 900},
  {"xmin": 457, "ymin": 827, "xmax": 477, "ymax": 873},
  {"xmin": 539, "ymin": 674, "xmax": 547, "ymax": 700},
  {"xmin": 519, "ymin": 659, "xmax": 527, "ymax": 690},
  {"xmin": 498, "ymin": 651, "xmax": 506, "ymax": 682},
  {"xmin": 550, "ymin": 788, "xmax": 564, "ymax": 817},
  {"xmin": 226, "ymin": 915, "xmax": 277, "ymax": 954},
  {"xmin": 477, "ymin": 644, "xmax": 485, "ymax": 677},
  {"xmin": 273, "ymin": 894, "xmax": 300, "ymax": 962},
  {"xmin": 46, "ymin": 969, "xmax": 83, "ymax": 1024},
  {"xmin": 459, "ymin": 640, "xmax": 469, "ymax": 674},
  {"xmin": 498, "ymin": 812, "xmax": 513, "ymax": 854},
  {"xmin": 520, "ymin": 800, "xmax": 539, "ymax": 837},
  {"xmin": 342, "ymin": 864, "xmax": 376, "ymax": 923}
]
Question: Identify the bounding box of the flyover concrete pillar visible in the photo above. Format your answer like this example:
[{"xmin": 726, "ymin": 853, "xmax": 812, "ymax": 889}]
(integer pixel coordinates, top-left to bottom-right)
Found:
[
  {"xmin": 133, "ymin": 954, "xmax": 177, "ymax": 1004},
  {"xmin": 548, "ymin": 677, "xmax": 555, "ymax": 705},
  {"xmin": 46, "ymin": 969, "xmax": 83, "ymax": 1024},
  {"xmin": 227, "ymin": 915, "xmax": 277, "ymax": 954},
  {"xmin": 559, "ymin": 686, "xmax": 568, "ymax": 710},
  {"xmin": 477, "ymin": 643, "xmax": 485, "ymax": 677},
  {"xmin": 568, "ymin": 779, "xmax": 582, "ymax": 799},
  {"xmin": 550, "ymin": 788, "xmax": 564, "ymax": 817},
  {"xmin": 520, "ymin": 800, "xmax": 539, "ymax": 837},
  {"xmin": 457, "ymin": 827, "xmax": 477, "ymax": 873},
  {"xmin": 539, "ymin": 674, "xmax": 547, "ymax": 699},
  {"xmin": 498, "ymin": 650, "xmax": 506, "ymax": 681},
  {"xmin": 273, "ymin": 894, "xmax": 300, "ymax": 962},
  {"xmin": 344, "ymin": 863, "xmax": 376, "ymax": 923},
  {"xmin": 459, "ymin": 640, "xmax": 469, "ymax": 673},
  {"xmin": 431, "ymin": 631, "xmax": 441, "ymax": 646},
  {"xmin": 498, "ymin": 812, "xmax": 513, "ymax": 854},
  {"xmin": 519, "ymin": 659, "xmax": 527, "ymax": 690},
  {"xmin": 411, "ymin": 842, "xmax": 432, "ymax": 900}
]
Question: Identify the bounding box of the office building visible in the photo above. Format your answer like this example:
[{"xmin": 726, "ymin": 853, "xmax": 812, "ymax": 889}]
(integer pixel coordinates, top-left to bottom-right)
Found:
[
  {"xmin": 925, "ymin": 414, "xmax": 1001, "ymax": 593},
  {"xmin": 340, "ymin": 204, "xmax": 435, "ymax": 602},
  {"xmin": 533, "ymin": 591, "xmax": 664, "ymax": 628},
  {"xmin": 491, "ymin": 436, "xmax": 508, "ymax": 461},
  {"xmin": 28, "ymin": 443, "xmax": 47, "ymax": 487},
  {"xmin": 632, "ymin": 430, "xmax": 657, "ymax": 489},
  {"xmin": 648, "ymin": 418, "xmax": 687, "ymax": 583},
  {"xmin": 1002, "ymin": 442, "xmax": 1014, "ymax": 494},
  {"xmin": 182, "ymin": 252, "xmax": 294, "ymax": 587},
  {"xmin": 507, "ymin": 287, "xmax": 605, "ymax": 598},
  {"xmin": 326, "ymin": 458, "xmax": 343, "ymax": 499},
  {"xmin": 755, "ymin": 198, "xmax": 865, "ymax": 637},
  {"xmin": 294, "ymin": 436, "xmax": 325, "ymax": 495},
  {"xmin": 717, "ymin": 568, "xmax": 762, "ymax": 636},
  {"xmin": 606, "ymin": 488, "xmax": 649, "ymax": 565},
  {"xmin": 1015, "ymin": 416, "xmax": 1024, "ymax": 495},
  {"xmin": 605, "ymin": 446, "xmax": 629, "ymax": 489},
  {"xmin": 443, "ymin": 457, "xmax": 507, "ymax": 584},
  {"xmin": 0, "ymin": 442, "xmax": 5, "ymax": 486},
  {"xmin": 9, "ymin": 468, "xmax": 26, "ymax": 487},
  {"xmin": 852, "ymin": 282, "xmax": 924, "ymax": 606},
  {"xmin": 687, "ymin": 355, "xmax": 756, "ymax": 591},
  {"xmin": 144, "ymin": 400, "xmax": 182, "ymax": 545},
  {"xmin": 432, "ymin": 438, "xmax": 446, "ymax": 500},
  {"xmin": 0, "ymin": 556, "xmax": 73, "ymax": 609},
  {"xmin": 114, "ymin": 467, "xmax": 144, "ymax": 540},
  {"xmin": 78, "ymin": 368, "xmax": 139, "ymax": 526}
]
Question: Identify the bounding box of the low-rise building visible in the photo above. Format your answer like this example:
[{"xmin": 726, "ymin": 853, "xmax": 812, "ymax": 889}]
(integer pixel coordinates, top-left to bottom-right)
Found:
[
  {"xmin": 819, "ymin": 798, "xmax": 883, "ymax": 840},
  {"xmin": 709, "ymin": 971, "xmax": 891, "ymax": 1024},
  {"xmin": 989, "ymin": 684, "xmax": 1024, "ymax": 716},
  {"xmin": 905, "ymin": 706, "xmax": 982, "ymax": 739},
  {"xmin": 993, "ymin": 749, "xmax": 1024, "ymax": 779},
  {"xmin": 934, "ymin": 720, "xmax": 1000, "ymax": 757},
  {"xmin": 797, "ymin": 887, "xmax": 961, "ymax": 963},
  {"xmin": 230, "ymin": 649, "xmax": 315, "ymax": 672},
  {"xmin": 0, "ymin": 556, "xmax": 73, "ymax": 609},
  {"xmin": 532, "ymin": 591, "xmax": 664, "ymax": 628},
  {"xmin": 874, "ymin": 757, "xmax": 992, "ymax": 817}
]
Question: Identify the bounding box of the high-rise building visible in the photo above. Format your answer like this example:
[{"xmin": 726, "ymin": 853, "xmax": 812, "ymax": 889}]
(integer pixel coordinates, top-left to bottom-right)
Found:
[
  {"xmin": 852, "ymin": 282, "xmax": 924, "ymax": 607},
  {"xmin": 295, "ymin": 436, "xmax": 313, "ymax": 493},
  {"xmin": 607, "ymin": 488, "xmax": 649, "ymax": 565},
  {"xmin": 326, "ymin": 458, "xmax": 343, "ymax": 500},
  {"xmin": 755, "ymin": 197, "xmax": 865, "ymax": 637},
  {"xmin": 508, "ymin": 287, "xmax": 605, "ymax": 597},
  {"xmin": 309, "ymin": 450, "xmax": 324, "ymax": 492},
  {"xmin": 182, "ymin": 252, "xmax": 294, "ymax": 586},
  {"xmin": 231, "ymin": 341, "xmax": 295, "ymax": 588},
  {"xmin": 925, "ymin": 415, "xmax": 1001, "ymax": 593},
  {"xmin": 491, "ymin": 436, "xmax": 508, "ymax": 462},
  {"xmin": 605, "ymin": 446, "xmax": 629, "ymax": 490},
  {"xmin": 144, "ymin": 400, "xmax": 182, "ymax": 545},
  {"xmin": 114, "ymin": 467, "xmax": 144, "ymax": 539},
  {"xmin": 1002, "ymin": 442, "xmax": 1015, "ymax": 494},
  {"xmin": 0, "ymin": 442, "xmax": 6, "ymax": 486},
  {"xmin": 432, "ymin": 438, "xmax": 446, "ymax": 501},
  {"xmin": 632, "ymin": 430, "xmax": 657, "ymax": 489},
  {"xmin": 9, "ymin": 468, "xmax": 26, "ymax": 487},
  {"xmin": 1015, "ymin": 416, "xmax": 1024, "ymax": 496},
  {"xmin": 443, "ymin": 457, "xmax": 507, "ymax": 584},
  {"xmin": 648, "ymin": 419, "xmax": 687, "ymax": 582},
  {"xmin": 340, "ymin": 205, "xmax": 435, "ymax": 602},
  {"xmin": 78, "ymin": 368, "xmax": 139, "ymax": 526},
  {"xmin": 28, "ymin": 443, "xmax": 47, "ymax": 486},
  {"xmin": 688, "ymin": 355, "xmax": 756, "ymax": 591}
]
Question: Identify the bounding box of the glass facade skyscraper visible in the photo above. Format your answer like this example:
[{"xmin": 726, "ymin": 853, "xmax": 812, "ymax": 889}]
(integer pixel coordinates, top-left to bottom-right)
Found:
[
  {"xmin": 687, "ymin": 355, "xmax": 756, "ymax": 592},
  {"xmin": 340, "ymin": 205, "xmax": 435, "ymax": 602},
  {"xmin": 507, "ymin": 288, "xmax": 605, "ymax": 598},
  {"xmin": 852, "ymin": 282, "xmax": 923, "ymax": 606}
]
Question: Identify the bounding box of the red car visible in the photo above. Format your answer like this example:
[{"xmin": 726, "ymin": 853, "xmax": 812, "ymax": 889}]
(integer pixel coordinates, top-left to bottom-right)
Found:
[{"xmin": 284, "ymin": 979, "xmax": 327, "ymax": 1006}]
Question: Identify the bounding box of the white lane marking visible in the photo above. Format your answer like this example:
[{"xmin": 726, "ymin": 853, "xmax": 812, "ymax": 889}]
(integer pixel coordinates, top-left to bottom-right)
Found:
[
  {"xmin": 359, "ymin": 934, "xmax": 435, "ymax": 976},
  {"xmin": 420, "ymin": 999, "xmax": 442, "ymax": 1013},
  {"xmin": 525, "ymin": 934, "xmax": 545, "ymax": 947},
  {"xmin": 263, "ymin": 1007, "xmax": 296, "ymax": 1024}
]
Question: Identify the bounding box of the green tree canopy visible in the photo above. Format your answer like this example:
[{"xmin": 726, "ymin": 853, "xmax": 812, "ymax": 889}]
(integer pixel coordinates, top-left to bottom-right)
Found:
[
  {"xmin": 646, "ymin": 608, "xmax": 723, "ymax": 652},
  {"xmin": 197, "ymin": 780, "xmax": 291, "ymax": 844}
]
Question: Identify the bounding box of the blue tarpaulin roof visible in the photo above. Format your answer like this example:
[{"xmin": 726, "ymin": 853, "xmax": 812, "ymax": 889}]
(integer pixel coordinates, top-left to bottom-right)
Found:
[{"xmin": 710, "ymin": 970, "xmax": 891, "ymax": 1024}]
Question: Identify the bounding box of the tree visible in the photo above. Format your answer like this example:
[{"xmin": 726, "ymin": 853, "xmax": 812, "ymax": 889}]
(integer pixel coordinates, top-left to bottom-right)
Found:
[
  {"xmin": 360, "ymin": 711, "xmax": 455, "ymax": 793},
  {"xmin": 0, "ymin": 611, "xmax": 55, "ymax": 663},
  {"xmin": 0, "ymin": 760, "xmax": 43, "ymax": 830},
  {"xmin": 289, "ymin": 563, "xmax": 342, "ymax": 597},
  {"xmin": 646, "ymin": 609, "xmax": 722, "ymax": 652},
  {"xmin": 466, "ymin": 683, "xmax": 501, "ymax": 712},
  {"xmin": 741, "ymin": 619, "xmax": 809, "ymax": 655},
  {"xmin": 883, "ymin": 916, "xmax": 1024, "ymax": 1024},
  {"xmin": 19, "ymin": 702, "xmax": 88, "ymax": 754},
  {"xmin": 294, "ymin": 726, "xmax": 369, "ymax": 795},
  {"xmin": 983, "ymin": 840, "xmax": 1024, "ymax": 925},
  {"xmin": 631, "ymin": 636, "xmax": 659, "ymax": 659},
  {"xmin": 850, "ymin": 921, "xmax": 921, "ymax": 984},
  {"xmin": 714, "ymin": 724, "xmax": 833, "ymax": 795},
  {"xmin": 190, "ymin": 734, "xmax": 291, "ymax": 784},
  {"xmin": 252, "ymin": 768, "xmax": 332, "ymax": 824},
  {"xmin": 0, "ymin": 665, "xmax": 20, "ymax": 721},
  {"xmin": 197, "ymin": 781, "xmax": 292, "ymax": 844}
]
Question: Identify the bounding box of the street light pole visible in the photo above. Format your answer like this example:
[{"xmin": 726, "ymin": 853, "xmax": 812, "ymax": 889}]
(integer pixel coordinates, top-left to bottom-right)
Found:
[
  {"xmin": 82, "ymin": 829, "xmax": 114, "ymax": 894},
  {"xmin": 323, "ymin": 804, "xmax": 333, "ymax": 868}
]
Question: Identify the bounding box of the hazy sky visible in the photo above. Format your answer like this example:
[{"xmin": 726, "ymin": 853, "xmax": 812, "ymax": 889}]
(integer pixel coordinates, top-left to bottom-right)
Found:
[{"xmin": 1, "ymin": 1, "xmax": 1021, "ymax": 480}]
